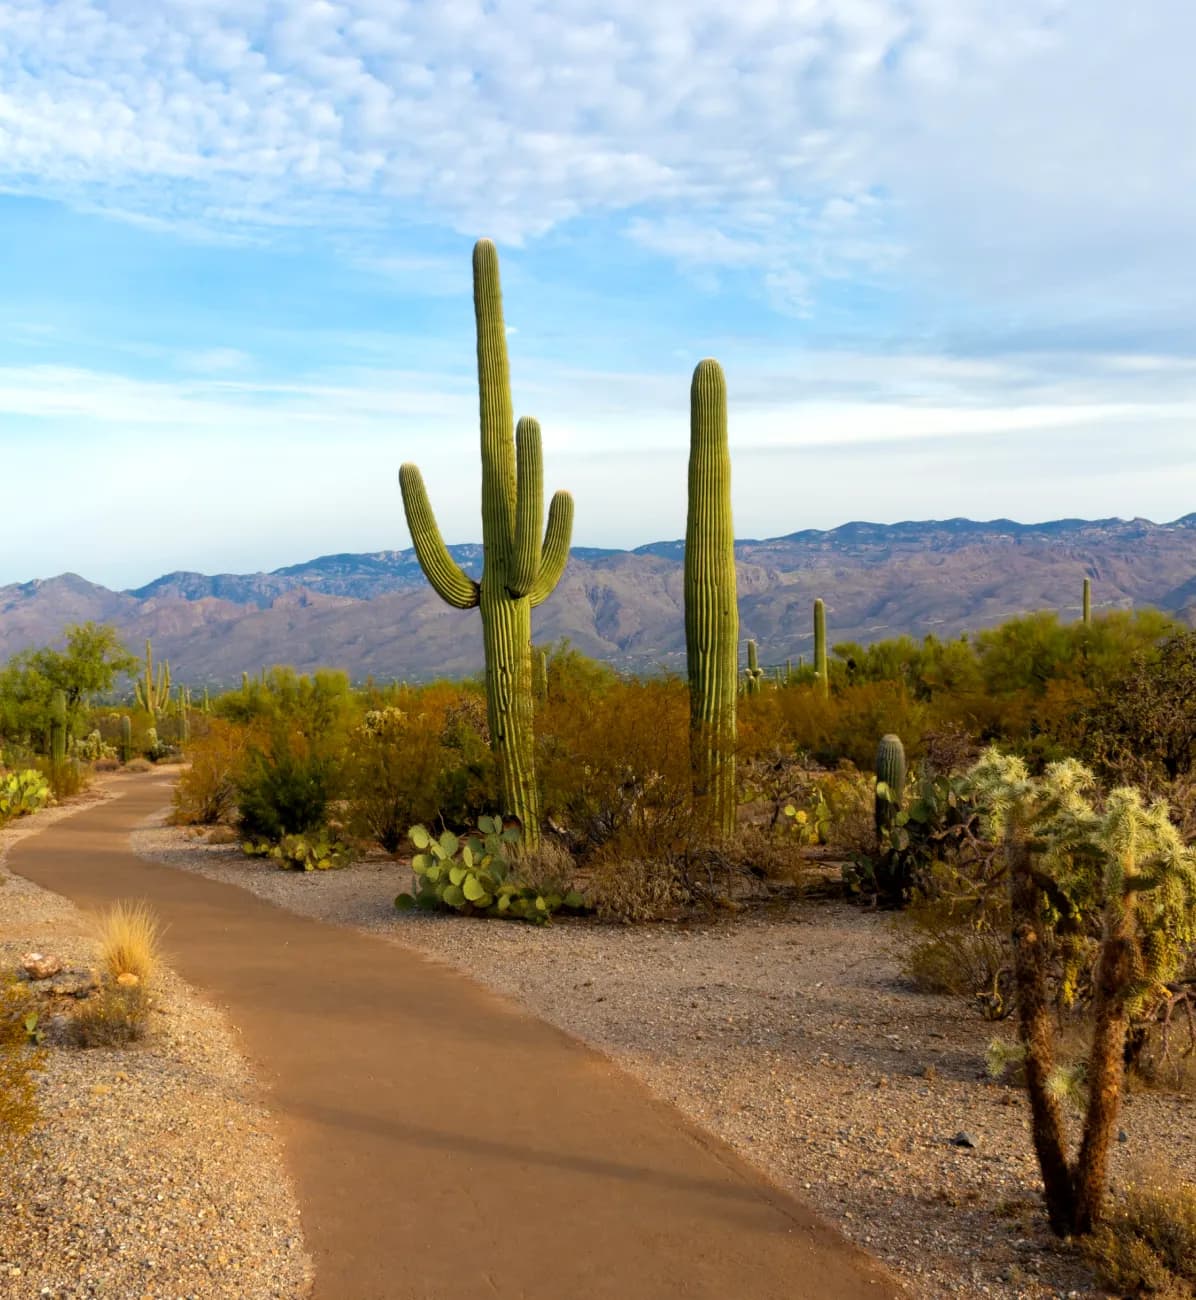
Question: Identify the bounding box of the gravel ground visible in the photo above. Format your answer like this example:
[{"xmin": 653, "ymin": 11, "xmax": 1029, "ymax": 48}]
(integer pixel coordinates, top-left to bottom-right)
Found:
[
  {"xmin": 0, "ymin": 788, "xmax": 313, "ymax": 1300},
  {"xmin": 134, "ymin": 822, "xmax": 1196, "ymax": 1300}
]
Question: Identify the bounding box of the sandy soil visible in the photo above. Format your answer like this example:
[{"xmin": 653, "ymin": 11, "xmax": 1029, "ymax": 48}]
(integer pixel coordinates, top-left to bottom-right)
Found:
[
  {"xmin": 0, "ymin": 784, "xmax": 312, "ymax": 1300},
  {"xmin": 133, "ymin": 822, "xmax": 1196, "ymax": 1300}
]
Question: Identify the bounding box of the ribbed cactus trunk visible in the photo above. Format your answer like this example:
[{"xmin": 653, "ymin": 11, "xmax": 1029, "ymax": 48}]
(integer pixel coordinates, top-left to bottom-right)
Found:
[
  {"xmin": 49, "ymin": 690, "xmax": 66, "ymax": 766},
  {"xmin": 1082, "ymin": 577, "xmax": 1091, "ymax": 626},
  {"xmin": 813, "ymin": 598, "xmax": 829, "ymax": 698},
  {"xmin": 875, "ymin": 734, "xmax": 907, "ymax": 843},
  {"xmin": 685, "ymin": 360, "xmax": 738, "ymax": 839},
  {"xmin": 119, "ymin": 714, "xmax": 132, "ymax": 764},
  {"xmin": 400, "ymin": 241, "xmax": 573, "ymax": 848}
]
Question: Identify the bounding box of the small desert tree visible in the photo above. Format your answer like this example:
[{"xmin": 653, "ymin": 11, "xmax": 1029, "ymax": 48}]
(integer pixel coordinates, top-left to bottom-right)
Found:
[{"xmin": 967, "ymin": 750, "xmax": 1196, "ymax": 1236}]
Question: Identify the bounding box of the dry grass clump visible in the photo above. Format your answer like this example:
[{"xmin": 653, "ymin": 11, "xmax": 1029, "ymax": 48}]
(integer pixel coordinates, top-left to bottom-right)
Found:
[
  {"xmin": 124, "ymin": 758, "xmax": 154, "ymax": 773},
  {"xmin": 1083, "ymin": 1171, "xmax": 1196, "ymax": 1298},
  {"xmin": 588, "ymin": 857, "xmax": 691, "ymax": 924},
  {"xmin": 899, "ymin": 901, "xmax": 1011, "ymax": 1013},
  {"xmin": 96, "ymin": 900, "xmax": 163, "ymax": 984},
  {"xmin": 64, "ymin": 982, "xmax": 150, "ymax": 1049},
  {"xmin": 510, "ymin": 837, "xmax": 578, "ymax": 898}
]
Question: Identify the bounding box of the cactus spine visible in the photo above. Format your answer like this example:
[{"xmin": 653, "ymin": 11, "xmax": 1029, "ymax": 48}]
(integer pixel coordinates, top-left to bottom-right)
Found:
[
  {"xmin": 400, "ymin": 240, "xmax": 573, "ymax": 846},
  {"xmin": 813, "ymin": 598, "xmax": 829, "ymax": 698},
  {"xmin": 874, "ymin": 733, "xmax": 907, "ymax": 844},
  {"xmin": 685, "ymin": 359, "xmax": 738, "ymax": 838},
  {"xmin": 744, "ymin": 638, "xmax": 764, "ymax": 694},
  {"xmin": 1082, "ymin": 577, "xmax": 1091, "ymax": 625},
  {"xmin": 49, "ymin": 690, "xmax": 67, "ymax": 766},
  {"xmin": 134, "ymin": 639, "xmax": 171, "ymax": 716},
  {"xmin": 119, "ymin": 714, "xmax": 132, "ymax": 764}
]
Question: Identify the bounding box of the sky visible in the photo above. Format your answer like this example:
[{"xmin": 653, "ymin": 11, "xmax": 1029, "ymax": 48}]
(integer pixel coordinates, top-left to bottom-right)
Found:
[{"xmin": 1, "ymin": 0, "xmax": 1194, "ymax": 588}]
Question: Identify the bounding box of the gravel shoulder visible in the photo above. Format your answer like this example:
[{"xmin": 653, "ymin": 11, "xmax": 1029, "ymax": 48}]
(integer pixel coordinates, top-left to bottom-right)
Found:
[
  {"xmin": 134, "ymin": 821, "xmax": 1196, "ymax": 1300},
  {"xmin": 0, "ymin": 784, "xmax": 313, "ymax": 1300}
]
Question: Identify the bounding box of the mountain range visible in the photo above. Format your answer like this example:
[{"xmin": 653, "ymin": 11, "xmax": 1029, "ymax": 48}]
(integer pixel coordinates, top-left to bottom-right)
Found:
[{"xmin": 2, "ymin": 515, "xmax": 1194, "ymax": 684}]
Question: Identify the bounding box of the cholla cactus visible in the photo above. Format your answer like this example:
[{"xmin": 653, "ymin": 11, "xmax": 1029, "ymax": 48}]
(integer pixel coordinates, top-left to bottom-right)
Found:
[{"xmin": 965, "ymin": 749, "xmax": 1196, "ymax": 1237}]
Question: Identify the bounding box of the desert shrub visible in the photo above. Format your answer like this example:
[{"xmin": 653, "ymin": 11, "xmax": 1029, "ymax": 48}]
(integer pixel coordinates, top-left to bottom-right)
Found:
[
  {"xmin": 243, "ymin": 830, "xmax": 354, "ymax": 871},
  {"xmin": 396, "ymin": 818, "xmax": 585, "ymax": 924},
  {"xmin": 96, "ymin": 899, "xmax": 162, "ymax": 984},
  {"xmin": 1083, "ymin": 1173, "xmax": 1196, "ymax": 1298},
  {"xmin": 588, "ymin": 856, "xmax": 691, "ymax": 924},
  {"xmin": 346, "ymin": 706, "xmax": 449, "ymax": 851},
  {"xmin": 64, "ymin": 982, "xmax": 149, "ymax": 1048},
  {"xmin": 537, "ymin": 676, "xmax": 698, "ymax": 856},
  {"xmin": 124, "ymin": 757, "xmax": 154, "ymax": 774},
  {"xmin": 899, "ymin": 896, "xmax": 1012, "ymax": 1015},
  {"xmin": 235, "ymin": 729, "xmax": 336, "ymax": 842},
  {"xmin": 35, "ymin": 757, "xmax": 89, "ymax": 799},
  {"xmin": 172, "ymin": 718, "xmax": 249, "ymax": 824},
  {"xmin": 510, "ymin": 836, "xmax": 579, "ymax": 897},
  {"xmin": 0, "ymin": 769, "xmax": 52, "ymax": 823},
  {"xmin": 785, "ymin": 766, "xmax": 875, "ymax": 856},
  {"xmin": 0, "ymin": 977, "xmax": 42, "ymax": 1159}
]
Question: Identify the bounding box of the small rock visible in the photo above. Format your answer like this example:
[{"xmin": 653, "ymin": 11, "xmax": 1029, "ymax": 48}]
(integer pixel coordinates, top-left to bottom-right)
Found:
[
  {"xmin": 1118, "ymin": 1129, "xmax": 1128, "ymax": 1143},
  {"xmin": 116, "ymin": 972, "xmax": 141, "ymax": 988},
  {"xmin": 21, "ymin": 952, "xmax": 62, "ymax": 980},
  {"xmin": 950, "ymin": 1131, "xmax": 977, "ymax": 1148},
  {"xmin": 48, "ymin": 971, "xmax": 98, "ymax": 998}
]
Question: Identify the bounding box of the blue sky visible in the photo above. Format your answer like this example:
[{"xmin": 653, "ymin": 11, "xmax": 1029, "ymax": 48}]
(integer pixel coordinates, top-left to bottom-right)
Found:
[{"xmin": 1, "ymin": 0, "xmax": 1194, "ymax": 588}]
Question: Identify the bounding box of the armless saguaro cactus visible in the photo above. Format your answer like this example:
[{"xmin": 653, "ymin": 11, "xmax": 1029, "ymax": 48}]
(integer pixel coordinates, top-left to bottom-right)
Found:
[
  {"xmin": 399, "ymin": 240, "xmax": 573, "ymax": 846},
  {"xmin": 49, "ymin": 690, "xmax": 67, "ymax": 766},
  {"xmin": 685, "ymin": 359, "xmax": 738, "ymax": 838},
  {"xmin": 1082, "ymin": 577, "xmax": 1091, "ymax": 626},
  {"xmin": 813, "ymin": 597, "xmax": 829, "ymax": 698}
]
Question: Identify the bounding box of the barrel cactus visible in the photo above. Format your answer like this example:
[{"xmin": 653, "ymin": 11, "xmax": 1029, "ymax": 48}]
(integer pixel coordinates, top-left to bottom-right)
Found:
[
  {"xmin": 399, "ymin": 240, "xmax": 573, "ymax": 847},
  {"xmin": 685, "ymin": 359, "xmax": 738, "ymax": 837}
]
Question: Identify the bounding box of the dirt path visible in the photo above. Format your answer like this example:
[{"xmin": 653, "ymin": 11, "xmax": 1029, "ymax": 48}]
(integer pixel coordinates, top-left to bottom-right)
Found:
[{"xmin": 6, "ymin": 775, "xmax": 902, "ymax": 1300}]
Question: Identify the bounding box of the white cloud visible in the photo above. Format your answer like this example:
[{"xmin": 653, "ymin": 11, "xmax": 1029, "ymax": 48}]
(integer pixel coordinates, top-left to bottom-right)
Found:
[{"xmin": 9, "ymin": 0, "xmax": 1179, "ymax": 318}]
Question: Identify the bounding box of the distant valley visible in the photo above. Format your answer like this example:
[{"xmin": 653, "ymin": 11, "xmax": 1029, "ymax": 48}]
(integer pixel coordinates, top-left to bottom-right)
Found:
[{"xmin": 1, "ymin": 515, "xmax": 1193, "ymax": 684}]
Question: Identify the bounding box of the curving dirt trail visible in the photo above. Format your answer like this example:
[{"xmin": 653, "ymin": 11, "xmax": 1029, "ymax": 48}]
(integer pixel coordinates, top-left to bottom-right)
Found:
[{"xmin": 6, "ymin": 774, "xmax": 903, "ymax": 1300}]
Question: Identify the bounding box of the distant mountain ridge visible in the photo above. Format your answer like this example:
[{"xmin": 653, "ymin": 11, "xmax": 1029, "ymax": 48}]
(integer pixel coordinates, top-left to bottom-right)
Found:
[{"xmin": 2, "ymin": 514, "xmax": 1193, "ymax": 685}]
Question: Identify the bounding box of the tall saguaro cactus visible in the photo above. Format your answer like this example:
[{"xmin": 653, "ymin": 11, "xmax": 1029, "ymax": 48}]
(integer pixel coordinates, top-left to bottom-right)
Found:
[
  {"xmin": 399, "ymin": 240, "xmax": 573, "ymax": 846},
  {"xmin": 1082, "ymin": 577, "xmax": 1091, "ymax": 626},
  {"xmin": 685, "ymin": 359, "xmax": 738, "ymax": 838},
  {"xmin": 813, "ymin": 597, "xmax": 829, "ymax": 698},
  {"xmin": 744, "ymin": 639, "xmax": 764, "ymax": 694}
]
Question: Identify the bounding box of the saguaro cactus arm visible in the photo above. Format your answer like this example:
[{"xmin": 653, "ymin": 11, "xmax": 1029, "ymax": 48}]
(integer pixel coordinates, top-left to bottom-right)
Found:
[
  {"xmin": 529, "ymin": 489, "xmax": 575, "ymax": 607},
  {"xmin": 509, "ymin": 417, "xmax": 545, "ymax": 598},
  {"xmin": 399, "ymin": 464, "xmax": 481, "ymax": 609}
]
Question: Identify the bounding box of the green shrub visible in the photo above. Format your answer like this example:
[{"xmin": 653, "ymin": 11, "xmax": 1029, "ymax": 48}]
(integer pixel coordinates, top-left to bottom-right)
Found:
[
  {"xmin": 347, "ymin": 707, "xmax": 448, "ymax": 852},
  {"xmin": 235, "ymin": 731, "xmax": 335, "ymax": 842},
  {"xmin": 396, "ymin": 818, "xmax": 585, "ymax": 924}
]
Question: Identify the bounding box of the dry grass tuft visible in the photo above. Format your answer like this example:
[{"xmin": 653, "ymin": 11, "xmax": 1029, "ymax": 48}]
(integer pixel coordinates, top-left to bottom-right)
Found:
[
  {"xmin": 95, "ymin": 900, "xmax": 163, "ymax": 984},
  {"xmin": 0, "ymin": 977, "xmax": 42, "ymax": 1158},
  {"xmin": 64, "ymin": 983, "xmax": 149, "ymax": 1049},
  {"xmin": 588, "ymin": 857, "xmax": 691, "ymax": 924},
  {"xmin": 1083, "ymin": 1170, "xmax": 1196, "ymax": 1298}
]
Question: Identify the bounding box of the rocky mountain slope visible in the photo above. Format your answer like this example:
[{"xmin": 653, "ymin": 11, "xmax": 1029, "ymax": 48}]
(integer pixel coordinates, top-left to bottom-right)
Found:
[{"xmin": 1, "ymin": 516, "xmax": 1193, "ymax": 684}]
